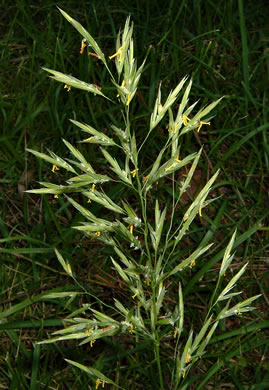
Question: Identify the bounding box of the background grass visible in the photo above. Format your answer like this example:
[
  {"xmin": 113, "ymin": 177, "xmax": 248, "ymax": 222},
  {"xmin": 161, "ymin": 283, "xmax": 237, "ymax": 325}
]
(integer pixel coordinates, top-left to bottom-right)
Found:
[{"xmin": 0, "ymin": 0, "xmax": 268, "ymax": 389}]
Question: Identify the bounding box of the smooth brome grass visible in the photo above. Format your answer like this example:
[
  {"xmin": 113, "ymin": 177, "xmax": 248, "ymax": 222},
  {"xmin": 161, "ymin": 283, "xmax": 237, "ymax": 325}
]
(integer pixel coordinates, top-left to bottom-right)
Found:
[{"xmin": 27, "ymin": 9, "xmax": 261, "ymax": 389}]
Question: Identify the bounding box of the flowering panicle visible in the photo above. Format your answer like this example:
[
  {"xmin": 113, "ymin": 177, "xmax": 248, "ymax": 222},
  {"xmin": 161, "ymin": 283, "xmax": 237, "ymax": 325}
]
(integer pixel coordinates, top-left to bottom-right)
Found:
[{"xmin": 27, "ymin": 9, "xmax": 260, "ymax": 390}]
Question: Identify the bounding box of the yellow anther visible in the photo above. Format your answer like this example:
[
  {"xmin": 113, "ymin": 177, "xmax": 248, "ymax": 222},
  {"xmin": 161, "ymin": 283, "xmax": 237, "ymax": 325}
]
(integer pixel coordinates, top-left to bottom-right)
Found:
[
  {"xmin": 64, "ymin": 84, "xmax": 71, "ymax": 92},
  {"xmin": 93, "ymin": 84, "xmax": 102, "ymax": 91},
  {"xmin": 174, "ymin": 123, "xmax": 178, "ymax": 133},
  {"xmin": 109, "ymin": 45, "xmax": 124, "ymax": 62},
  {"xmin": 197, "ymin": 120, "xmax": 210, "ymax": 133},
  {"xmin": 144, "ymin": 279, "xmax": 150, "ymax": 286},
  {"xmin": 90, "ymin": 339, "xmax": 96, "ymax": 347},
  {"xmin": 185, "ymin": 352, "xmax": 191, "ymax": 363},
  {"xmin": 165, "ymin": 156, "xmax": 181, "ymax": 171},
  {"xmin": 84, "ymin": 136, "xmax": 95, "ymax": 142},
  {"xmin": 96, "ymin": 378, "xmax": 101, "ymax": 389},
  {"xmin": 91, "ymin": 184, "xmax": 95, "ymax": 192},
  {"xmin": 91, "ymin": 231, "xmax": 101, "ymax": 240},
  {"xmin": 132, "ymin": 291, "xmax": 138, "ymax": 299},
  {"xmin": 175, "ymin": 154, "xmax": 181, "ymax": 163},
  {"xmin": 165, "ymin": 164, "xmax": 175, "ymax": 172},
  {"xmin": 189, "ymin": 259, "xmax": 196, "ymax": 268},
  {"xmin": 88, "ymin": 52, "xmax": 100, "ymax": 59},
  {"xmin": 143, "ymin": 175, "xmax": 149, "ymax": 183},
  {"xmin": 54, "ymin": 194, "xmax": 59, "ymax": 199},
  {"xmin": 87, "ymin": 198, "xmax": 91, "ymax": 203},
  {"xmin": 51, "ymin": 164, "xmax": 59, "ymax": 173},
  {"xmin": 183, "ymin": 368, "xmax": 186, "ymax": 378},
  {"xmin": 183, "ymin": 114, "xmax": 191, "ymax": 126},
  {"xmin": 237, "ymin": 309, "xmax": 242, "ymax": 316},
  {"xmin": 126, "ymin": 93, "xmax": 131, "ymax": 106},
  {"xmin": 128, "ymin": 224, "xmax": 134, "ymax": 234},
  {"xmin": 117, "ymin": 80, "xmax": 127, "ymax": 97},
  {"xmin": 85, "ymin": 328, "xmax": 92, "ymax": 336},
  {"xmin": 199, "ymin": 204, "xmax": 203, "ymax": 217},
  {"xmin": 173, "ymin": 327, "xmax": 178, "ymax": 339},
  {"xmin": 131, "ymin": 169, "xmax": 137, "ymax": 178},
  {"xmin": 80, "ymin": 39, "xmax": 87, "ymax": 54}
]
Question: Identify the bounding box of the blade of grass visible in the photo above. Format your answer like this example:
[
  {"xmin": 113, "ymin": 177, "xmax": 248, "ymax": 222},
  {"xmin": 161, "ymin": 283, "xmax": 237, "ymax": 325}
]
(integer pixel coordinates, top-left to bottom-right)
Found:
[{"xmin": 30, "ymin": 344, "xmax": 40, "ymax": 390}]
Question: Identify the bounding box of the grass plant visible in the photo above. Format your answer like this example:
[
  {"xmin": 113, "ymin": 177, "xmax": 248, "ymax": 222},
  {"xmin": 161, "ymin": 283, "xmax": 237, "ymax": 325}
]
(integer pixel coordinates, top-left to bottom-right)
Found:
[
  {"xmin": 21, "ymin": 7, "xmax": 265, "ymax": 389},
  {"xmin": 1, "ymin": 1, "xmax": 268, "ymax": 389}
]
